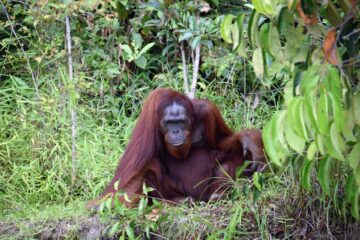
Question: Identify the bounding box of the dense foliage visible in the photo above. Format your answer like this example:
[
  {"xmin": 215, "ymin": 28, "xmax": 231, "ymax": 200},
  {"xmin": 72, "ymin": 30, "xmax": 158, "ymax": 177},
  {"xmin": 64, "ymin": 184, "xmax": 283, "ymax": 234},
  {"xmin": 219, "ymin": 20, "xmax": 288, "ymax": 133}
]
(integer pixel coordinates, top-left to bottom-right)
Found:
[{"xmin": 0, "ymin": 0, "xmax": 359, "ymax": 238}]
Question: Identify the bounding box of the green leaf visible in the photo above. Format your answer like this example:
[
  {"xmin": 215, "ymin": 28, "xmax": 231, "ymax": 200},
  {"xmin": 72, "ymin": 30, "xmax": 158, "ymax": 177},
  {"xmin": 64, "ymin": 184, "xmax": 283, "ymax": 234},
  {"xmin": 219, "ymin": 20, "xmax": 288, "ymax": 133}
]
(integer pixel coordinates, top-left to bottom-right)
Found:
[
  {"xmin": 322, "ymin": 127, "xmax": 344, "ymax": 162},
  {"xmin": 326, "ymin": 65, "xmax": 342, "ymax": 103},
  {"xmin": 259, "ymin": 23, "xmax": 270, "ymax": 53},
  {"xmin": 268, "ymin": 24, "xmax": 284, "ymax": 61},
  {"xmin": 252, "ymin": 48, "xmax": 264, "ymax": 79},
  {"xmin": 318, "ymin": 156, "xmax": 331, "ymax": 195},
  {"xmin": 342, "ymin": 109, "xmax": 356, "ymax": 142},
  {"xmin": 316, "ymin": 135, "xmax": 325, "ymax": 155},
  {"xmin": 134, "ymin": 55, "xmax": 147, "ymax": 69},
  {"xmin": 307, "ymin": 142, "xmax": 317, "ymax": 160},
  {"xmin": 345, "ymin": 173, "xmax": 355, "ymax": 202},
  {"xmin": 252, "ymin": 0, "xmax": 266, "ymax": 14},
  {"xmin": 230, "ymin": 20, "xmax": 239, "ymax": 50},
  {"xmin": 284, "ymin": 121, "xmax": 305, "ymax": 154},
  {"xmin": 329, "ymin": 92, "xmax": 345, "ymax": 131},
  {"xmin": 317, "ymin": 88, "xmax": 330, "ymax": 135},
  {"xmin": 221, "ymin": 15, "xmax": 236, "ymax": 44},
  {"xmin": 253, "ymin": 172, "xmax": 263, "ymax": 191},
  {"xmin": 287, "ymin": 97, "xmax": 308, "ymax": 140},
  {"xmin": 328, "ymin": 122, "xmax": 345, "ymax": 161},
  {"xmin": 191, "ymin": 36, "xmax": 201, "ymax": 50},
  {"xmin": 263, "ymin": 118, "xmax": 283, "ymax": 167},
  {"xmin": 301, "ymin": 159, "xmax": 314, "ymax": 192},
  {"xmin": 237, "ymin": 13, "xmax": 245, "ymax": 42},
  {"xmin": 120, "ymin": 44, "xmax": 133, "ymax": 56},
  {"xmin": 162, "ymin": 43, "xmax": 174, "ymax": 57},
  {"xmin": 179, "ymin": 32, "xmax": 194, "ymax": 42},
  {"xmin": 248, "ymin": 10, "xmax": 260, "ymax": 47},
  {"xmin": 349, "ymin": 142, "xmax": 360, "ymax": 170},
  {"xmin": 126, "ymin": 226, "xmax": 135, "ymax": 239},
  {"xmin": 236, "ymin": 161, "xmax": 252, "ymax": 178},
  {"xmin": 353, "ymin": 94, "xmax": 360, "ymax": 125},
  {"xmin": 132, "ymin": 33, "xmax": 143, "ymax": 49},
  {"xmin": 304, "ymin": 91, "xmax": 319, "ymax": 133},
  {"xmin": 138, "ymin": 43, "xmax": 155, "ymax": 56},
  {"xmin": 272, "ymin": 110, "xmax": 290, "ymax": 154}
]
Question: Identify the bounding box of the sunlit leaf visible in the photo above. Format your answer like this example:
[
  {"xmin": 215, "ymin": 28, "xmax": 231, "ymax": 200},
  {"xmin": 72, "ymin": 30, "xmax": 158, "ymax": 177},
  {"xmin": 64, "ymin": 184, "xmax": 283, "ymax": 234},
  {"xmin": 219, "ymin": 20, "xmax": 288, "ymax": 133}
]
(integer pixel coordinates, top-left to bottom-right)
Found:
[
  {"xmin": 221, "ymin": 15, "xmax": 236, "ymax": 44},
  {"xmin": 324, "ymin": 123, "xmax": 345, "ymax": 161},
  {"xmin": 284, "ymin": 121, "xmax": 305, "ymax": 154},
  {"xmin": 316, "ymin": 134, "xmax": 325, "ymax": 155},
  {"xmin": 138, "ymin": 43, "xmax": 155, "ymax": 56},
  {"xmin": 252, "ymin": 48, "xmax": 264, "ymax": 79},
  {"xmin": 191, "ymin": 36, "xmax": 201, "ymax": 50},
  {"xmin": 268, "ymin": 24, "xmax": 284, "ymax": 61},
  {"xmin": 307, "ymin": 142, "xmax": 317, "ymax": 160}
]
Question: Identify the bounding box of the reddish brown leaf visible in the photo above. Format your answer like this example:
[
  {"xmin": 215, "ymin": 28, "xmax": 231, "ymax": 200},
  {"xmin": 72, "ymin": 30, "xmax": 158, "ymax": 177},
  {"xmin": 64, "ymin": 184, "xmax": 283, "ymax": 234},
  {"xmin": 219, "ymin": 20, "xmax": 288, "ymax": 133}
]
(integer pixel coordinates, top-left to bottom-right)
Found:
[
  {"xmin": 323, "ymin": 30, "xmax": 339, "ymax": 65},
  {"xmin": 296, "ymin": 2, "xmax": 318, "ymax": 25}
]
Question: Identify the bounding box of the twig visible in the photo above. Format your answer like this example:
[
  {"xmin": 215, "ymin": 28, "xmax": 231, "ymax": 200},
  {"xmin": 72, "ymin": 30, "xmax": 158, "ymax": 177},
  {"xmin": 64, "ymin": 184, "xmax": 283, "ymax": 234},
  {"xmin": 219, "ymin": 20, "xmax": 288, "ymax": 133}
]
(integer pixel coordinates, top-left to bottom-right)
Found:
[
  {"xmin": 180, "ymin": 42, "xmax": 190, "ymax": 94},
  {"xmin": 65, "ymin": 15, "xmax": 77, "ymax": 184},
  {"xmin": 0, "ymin": 1, "xmax": 40, "ymax": 100}
]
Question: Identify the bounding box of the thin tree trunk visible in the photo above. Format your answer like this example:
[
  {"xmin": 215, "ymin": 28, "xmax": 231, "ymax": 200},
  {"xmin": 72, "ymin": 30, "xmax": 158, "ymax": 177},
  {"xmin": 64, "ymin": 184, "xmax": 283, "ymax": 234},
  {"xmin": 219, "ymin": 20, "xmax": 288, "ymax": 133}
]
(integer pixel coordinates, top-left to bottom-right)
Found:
[{"xmin": 65, "ymin": 15, "xmax": 77, "ymax": 184}]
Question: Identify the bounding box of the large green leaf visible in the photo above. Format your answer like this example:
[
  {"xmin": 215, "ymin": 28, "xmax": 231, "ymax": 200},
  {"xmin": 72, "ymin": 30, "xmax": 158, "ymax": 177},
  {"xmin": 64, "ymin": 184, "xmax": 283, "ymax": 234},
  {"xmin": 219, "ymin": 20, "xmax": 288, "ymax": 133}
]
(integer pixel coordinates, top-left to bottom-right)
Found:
[
  {"xmin": 221, "ymin": 15, "xmax": 236, "ymax": 44},
  {"xmin": 248, "ymin": 10, "xmax": 260, "ymax": 47},
  {"xmin": 263, "ymin": 118, "xmax": 283, "ymax": 167},
  {"xmin": 349, "ymin": 142, "xmax": 360, "ymax": 188},
  {"xmin": 318, "ymin": 156, "xmax": 331, "ymax": 195},
  {"xmin": 353, "ymin": 94, "xmax": 360, "ymax": 125},
  {"xmin": 316, "ymin": 134, "xmax": 325, "ymax": 155},
  {"xmin": 349, "ymin": 142, "xmax": 360, "ymax": 172},
  {"xmin": 342, "ymin": 109, "xmax": 357, "ymax": 142},
  {"xmin": 307, "ymin": 141, "xmax": 317, "ymax": 160},
  {"xmin": 329, "ymin": 92, "xmax": 345, "ymax": 132},
  {"xmin": 272, "ymin": 110, "xmax": 290, "ymax": 154},
  {"xmin": 301, "ymin": 159, "xmax": 314, "ymax": 192},
  {"xmin": 324, "ymin": 123, "xmax": 345, "ymax": 161},
  {"xmin": 252, "ymin": 48, "xmax": 265, "ymax": 79},
  {"xmin": 284, "ymin": 121, "xmax": 305, "ymax": 154},
  {"xmin": 259, "ymin": 23, "xmax": 270, "ymax": 53},
  {"xmin": 268, "ymin": 24, "xmax": 284, "ymax": 61},
  {"xmin": 317, "ymin": 88, "xmax": 330, "ymax": 135},
  {"xmin": 287, "ymin": 97, "xmax": 308, "ymax": 140},
  {"xmin": 134, "ymin": 55, "xmax": 147, "ymax": 69},
  {"xmin": 304, "ymin": 91, "xmax": 319, "ymax": 134}
]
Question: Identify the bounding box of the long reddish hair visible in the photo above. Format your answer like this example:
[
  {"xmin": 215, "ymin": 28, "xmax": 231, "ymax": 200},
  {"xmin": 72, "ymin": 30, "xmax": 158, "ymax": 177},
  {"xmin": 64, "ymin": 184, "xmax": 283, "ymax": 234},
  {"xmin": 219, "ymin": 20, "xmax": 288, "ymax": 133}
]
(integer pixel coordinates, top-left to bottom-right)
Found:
[{"xmin": 103, "ymin": 88, "xmax": 194, "ymax": 193}]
